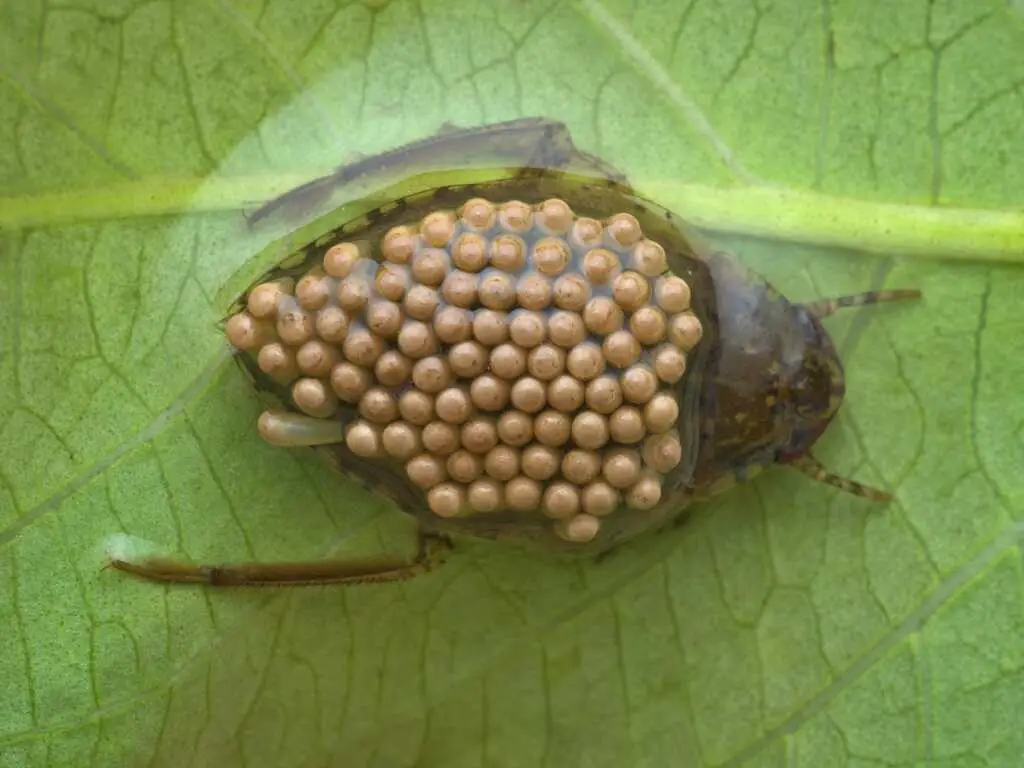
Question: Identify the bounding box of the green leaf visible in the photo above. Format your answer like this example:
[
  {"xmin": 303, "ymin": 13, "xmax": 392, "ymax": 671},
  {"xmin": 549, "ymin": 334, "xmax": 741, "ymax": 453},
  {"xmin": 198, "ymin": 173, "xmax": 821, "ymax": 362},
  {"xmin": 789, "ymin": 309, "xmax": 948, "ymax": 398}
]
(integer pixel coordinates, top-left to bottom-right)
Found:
[{"xmin": 1, "ymin": 0, "xmax": 1023, "ymax": 766}]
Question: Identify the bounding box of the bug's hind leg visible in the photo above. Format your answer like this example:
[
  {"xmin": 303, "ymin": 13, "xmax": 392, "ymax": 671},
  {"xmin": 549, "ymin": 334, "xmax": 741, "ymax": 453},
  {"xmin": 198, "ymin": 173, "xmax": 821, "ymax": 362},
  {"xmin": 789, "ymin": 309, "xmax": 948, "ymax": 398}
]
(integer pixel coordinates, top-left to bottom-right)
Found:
[
  {"xmin": 108, "ymin": 530, "xmax": 453, "ymax": 588},
  {"xmin": 786, "ymin": 454, "xmax": 893, "ymax": 502},
  {"xmin": 801, "ymin": 289, "xmax": 922, "ymax": 319}
]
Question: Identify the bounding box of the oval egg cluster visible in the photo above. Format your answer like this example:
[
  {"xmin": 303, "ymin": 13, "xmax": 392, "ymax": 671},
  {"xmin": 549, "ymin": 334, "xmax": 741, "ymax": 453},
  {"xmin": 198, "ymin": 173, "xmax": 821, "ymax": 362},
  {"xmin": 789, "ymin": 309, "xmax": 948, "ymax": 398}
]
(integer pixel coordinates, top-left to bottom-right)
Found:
[{"xmin": 225, "ymin": 196, "xmax": 703, "ymax": 544}]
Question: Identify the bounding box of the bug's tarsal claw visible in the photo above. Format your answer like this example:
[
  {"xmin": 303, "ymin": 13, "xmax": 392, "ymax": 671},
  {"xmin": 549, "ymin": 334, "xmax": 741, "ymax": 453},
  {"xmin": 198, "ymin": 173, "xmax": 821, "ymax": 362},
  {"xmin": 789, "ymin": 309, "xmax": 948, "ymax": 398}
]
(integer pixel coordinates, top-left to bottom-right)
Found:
[
  {"xmin": 787, "ymin": 454, "xmax": 893, "ymax": 502},
  {"xmin": 802, "ymin": 289, "xmax": 922, "ymax": 319}
]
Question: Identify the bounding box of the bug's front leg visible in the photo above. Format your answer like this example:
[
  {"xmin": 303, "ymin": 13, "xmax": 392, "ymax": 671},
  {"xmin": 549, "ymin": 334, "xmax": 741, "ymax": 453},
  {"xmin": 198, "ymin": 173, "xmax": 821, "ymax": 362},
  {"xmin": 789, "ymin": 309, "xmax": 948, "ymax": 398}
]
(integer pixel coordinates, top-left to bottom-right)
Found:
[{"xmin": 107, "ymin": 530, "xmax": 453, "ymax": 588}]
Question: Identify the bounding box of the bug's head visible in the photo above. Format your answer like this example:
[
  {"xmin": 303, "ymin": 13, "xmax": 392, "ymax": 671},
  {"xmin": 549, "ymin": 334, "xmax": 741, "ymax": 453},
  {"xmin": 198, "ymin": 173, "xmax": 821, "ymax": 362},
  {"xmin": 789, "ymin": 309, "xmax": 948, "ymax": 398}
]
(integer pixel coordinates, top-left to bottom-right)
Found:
[{"xmin": 775, "ymin": 307, "xmax": 845, "ymax": 463}]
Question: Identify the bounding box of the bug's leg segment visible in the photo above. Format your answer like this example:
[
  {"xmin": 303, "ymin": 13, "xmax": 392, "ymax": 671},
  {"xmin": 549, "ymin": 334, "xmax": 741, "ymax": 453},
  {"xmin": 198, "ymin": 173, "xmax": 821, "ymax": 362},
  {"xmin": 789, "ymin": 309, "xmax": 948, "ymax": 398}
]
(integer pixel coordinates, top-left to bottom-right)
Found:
[
  {"xmin": 801, "ymin": 289, "xmax": 922, "ymax": 319},
  {"xmin": 248, "ymin": 118, "xmax": 578, "ymax": 225},
  {"xmin": 257, "ymin": 409, "xmax": 347, "ymax": 447},
  {"xmin": 108, "ymin": 532, "xmax": 453, "ymax": 588},
  {"xmin": 786, "ymin": 454, "xmax": 893, "ymax": 502}
]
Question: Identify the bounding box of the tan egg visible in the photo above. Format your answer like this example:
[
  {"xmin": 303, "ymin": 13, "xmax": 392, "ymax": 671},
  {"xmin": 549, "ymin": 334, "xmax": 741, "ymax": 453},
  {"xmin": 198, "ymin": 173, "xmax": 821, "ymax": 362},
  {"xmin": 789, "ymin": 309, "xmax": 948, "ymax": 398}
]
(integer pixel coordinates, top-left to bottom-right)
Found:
[
  {"xmin": 644, "ymin": 393, "xmax": 680, "ymax": 433},
  {"xmin": 484, "ymin": 445, "xmax": 521, "ymax": 481},
  {"xmin": 510, "ymin": 377, "xmax": 547, "ymax": 414},
  {"xmin": 478, "ymin": 270, "xmax": 518, "ymax": 310},
  {"xmin": 411, "ymin": 356, "xmax": 452, "ymax": 394},
  {"xmin": 605, "ymin": 212, "xmax": 643, "ymax": 247},
  {"xmin": 447, "ymin": 450, "xmax": 484, "ymax": 483},
  {"xmin": 532, "ymin": 237, "xmax": 570, "ymax": 277},
  {"xmin": 315, "ymin": 305, "xmax": 350, "ymax": 344},
  {"xmin": 626, "ymin": 472, "xmax": 662, "ymax": 510},
  {"xmin": 342, "ymin": 328, "xmax": 385, "ymax": 367},
  {"xmin": 582, "ymin": 248, "xmax": 620, "ymax": 285},
  {"xmin": 468, "ymin": 478, "xmax": 504, "ymax": 513},
  {"xmin": 358, "ymin": 387, "xmax": 398, "ymax": 424},
  {"xmin": 406, "ymin": 453, "xmax": 447, "ymax": 489},
  {"xmin": 537, "ymin": 198, "xmax": 574, "ymax": 234},
  {"xmin": 548, "ymin": 311, "xmax": 587, "ymax": 349},
  {"xmin": 555, "ymin": 514, "xmax": 602, "ymax": 543},
  {"xmin": 571, "ymin": 412, "xmax": 610, "ymax": 450},
  {"xmin": 583, "ymin": 297, "xmax": 624, "ymax": 335},
  {"xmin": 451, "ymin": 232, "xmax": 489, "ymax": 272},
  {"xmin": 629, "ymin": 306, "xmax": 667, "ymax": 345},
  {"xmin": 584, "ymin": 376, "xmax": 623, "ymax": 414},
  {"xmin": 375, "ymin": 263, "xmax": 410, "ymax": 302},
  {"xmin": 346, "ymin": 420, "xmax": 383, "ymax": 458},
  {"xmin": 337, "ymin": 276, "xmax": 371, "ymax": 314},
  {"xmin": 561, "ymin": 450, "xmax": 602, "ymax": 485},
  {"xmin": 566, "ymin": 343, "xmax": 606, "ymax": 381},
  {"xmin": 668, "ymin": 312, "xmax": 703, "ymax": 350},
  {"xmin": 257, "ymin": 342, "xmax": 299, "ymax": 382},
  {"xmin": 434, "ymin": 306, "xmax": 474, "ymax": 344},
  {"xmin": 381, "ymin": 225, "xmax": 417, "ymax": 264},
  {"xmin": 655, "ymin": 275, "xmax": 692, "ymax": 313},
  {"xmin": 611, "ymin": 270, "xmax": 651, "ymax": 312},
  {"xmin": 402, "ymin": 284, "xmax": 439, "ymax": 321},
  {"xmin": 398, "ymin": 390, "xmax": 435, "ymax": 426},
  {"xmin": 292, "ymin": 378, "xmax": 337, "ymax": 418},
  {"xmin": 497, "ymin": 410, "xmax": 534, "ymax": 447},
  {"xmin": 461, "ymin": 418, "xmax": 499, "ymax": 455},
  {"xmin": 296, "ymin": 340, "xmax": 339, "ymax": 377},
  {"xmin": 527, "ymin": 344, "xmax": 567, "ymax": 381},
  {"xmin": 442, "ymin": 271, "xmax": 479, "ymax": 309},
  {"xmin": 276, "ymin": 303, "xmax": 315, "ymax": 346},
  {"xmin": 533, "ymin": 410, "xmax": 572, "ymax": 447},
  {"xmin": 490, "ymin": 343, "xmax": 528, "ymax": 380},
  {"xmin": 397, "ymin": 320, "xmax": 439, "ymax": 359},
  {"xmin": 621, "ymin": 364, "xmax": 659, "ymax": 404},
  {"xmin": 571, "ymin": 217, "xmax": 604, "ymax": 249},
  {"xmin": 631, "ymin": 239, "xmax": 668, "ymax": 276},
  {"xmin": 330, "ymin": 362, "xmax": 372, "ymax": 403},
  {"xmin": 490, "ymin": 235, "xmax": 527, "ymax": 272},
  {"xmin": 428, "ymin": 483, "xmax": 468, "ymax": 518},
  {"xmin": 506, "ymin": 476, "xmax": 543, "ymax": 511},
  {"xmin": 642, "ymin": 431, "xmax": 683, "ymax": 473},
  {"xmin": 516, "ymin": 273, "xmax": 553, "ymax": 310},
  {"xmin": 435, "ymin": 387, "xmax": 474, "ymax": 424},
  {"xmin": 246, "ymin": 280, "xmax": 291, "ymax": 320},
  {"xmin": 449, "ymin": 341, "xmax": 490, "ymax": 378},
  {"xmin": 581, "ymin": 482, "xmax": 620, "ymax": 516},
  {"xmin": 498, "ymin": 200, "xmax": 533, "ymax": 232},
  {"xmin": 653, "ymin": 343, "xmax": 687, "ymax": 383},
  {"xmin": 323, "ymin": 242, "xmax": 364, "ymax": 276},
  {"xmin": 460, "ymin": 197, "xmax": 497, "ymax": 230},
  {"xmin": 469, "ymin": 374, "xmax": 511, "ymax": 411},
  {"xmin": 521, "ymin": 444, "xmax": 562, "ymax": 480},
  {"xmin": 608, "ymin": 405, "xmax": 647, "ymax": 444},
  {"xmin": 602, "ymin": 448, "xmax": 642, "ymax": 489},
  {"xmin": 411, "ymin": 248, "xmax": 450, "ymax": 287},
  {"xmin": 365, "ymin": 300, "xmax": 404, "ymax": 339},
  {"xmin": 547, "ymin": 375, "xmax": 585, "ymax": 413},
  {"xmin": 509, "ymin": 310, "xmax": 547, "ymax": 348},
  {"xmin": 553, "ymin": 273, "xmax": 592, "ymax": 312},
  {"xmin": 542, "ymin": 482, "xmax": 580, "ymax": 519},
  {"xmin": 602, "ymin": 330, "xmax": 641, "ymax": 368},
  {"xmin": 472, "ymin": 309, "xmax": 510, "ymax": 346},
  {"xmin": 422, "ymin": 421, "xmax": 461, "ymax": 455},
  {"xmin": 296, "ymin": 271, "xmax": 332, "ymax": 311},
  {"xmin": 421, "ymin": 210, "xmax": 457, "ymax": 248},
  {"xmin": 374, "ymin": 350, "xmax": 412, "ymax": 387},
  {"xmin": 381, "ymin": 422, "xmax": 422, "ymax": 460}
]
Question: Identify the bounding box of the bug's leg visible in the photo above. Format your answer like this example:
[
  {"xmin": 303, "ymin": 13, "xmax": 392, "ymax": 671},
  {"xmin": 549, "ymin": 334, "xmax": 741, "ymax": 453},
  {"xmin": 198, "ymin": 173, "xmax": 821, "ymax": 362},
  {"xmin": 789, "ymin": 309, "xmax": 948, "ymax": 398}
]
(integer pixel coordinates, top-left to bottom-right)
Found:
[
  {"xmin": 801, "ymin": 289, "xmax": 922, "ymax": 319},
  {"xmin": 108, "ymin": 531, "xmax": 453, "ymax": 588},
  {"xmin": 249, "ymin": 118, "xmax": 577, "ymax": 225},
  {"xmin": 257, "ymin": 410, "xmax": 347, "ymax": 447},
  {"xmin": 786, "ymin": 454, "xmax": 893, "ymax": 502}
]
